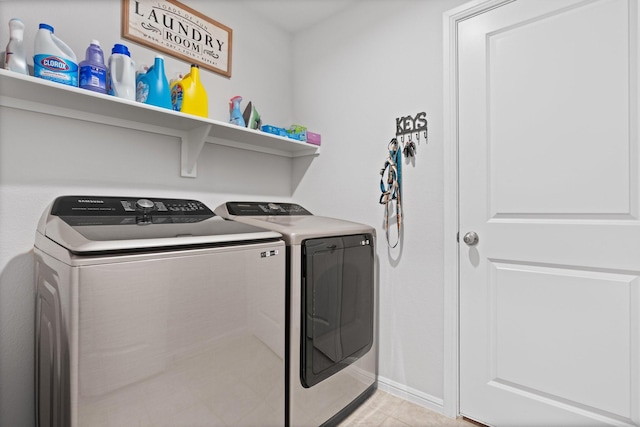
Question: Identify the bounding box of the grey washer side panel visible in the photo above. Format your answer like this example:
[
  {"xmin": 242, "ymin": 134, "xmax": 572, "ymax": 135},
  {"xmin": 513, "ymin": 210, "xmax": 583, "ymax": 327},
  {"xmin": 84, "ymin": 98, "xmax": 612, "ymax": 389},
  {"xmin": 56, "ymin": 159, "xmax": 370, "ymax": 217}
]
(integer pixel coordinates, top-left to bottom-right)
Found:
[
  {"xmin": 35, "ymin": 249, "xmax": 73, "ymax": 427},
  {"xmin": 35, "ymin": 241, "xmax": 286, "ymax": 427}
]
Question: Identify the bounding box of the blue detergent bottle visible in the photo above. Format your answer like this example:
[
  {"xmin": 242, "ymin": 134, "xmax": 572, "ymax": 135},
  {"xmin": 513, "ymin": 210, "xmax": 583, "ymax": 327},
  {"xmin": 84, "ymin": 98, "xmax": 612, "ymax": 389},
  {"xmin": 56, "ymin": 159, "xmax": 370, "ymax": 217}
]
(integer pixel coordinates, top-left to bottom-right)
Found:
[{"xmin": 135, "ymin": 55, "xmax": 171, "ymax": 109}]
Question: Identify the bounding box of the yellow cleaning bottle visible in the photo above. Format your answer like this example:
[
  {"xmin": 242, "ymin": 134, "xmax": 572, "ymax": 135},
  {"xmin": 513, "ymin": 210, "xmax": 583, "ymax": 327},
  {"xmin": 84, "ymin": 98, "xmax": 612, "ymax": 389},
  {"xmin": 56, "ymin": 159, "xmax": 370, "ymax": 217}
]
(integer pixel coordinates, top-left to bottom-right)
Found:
[{"xmin": 171, "ymin": 64, "xmax": 208, "ymax": 118}]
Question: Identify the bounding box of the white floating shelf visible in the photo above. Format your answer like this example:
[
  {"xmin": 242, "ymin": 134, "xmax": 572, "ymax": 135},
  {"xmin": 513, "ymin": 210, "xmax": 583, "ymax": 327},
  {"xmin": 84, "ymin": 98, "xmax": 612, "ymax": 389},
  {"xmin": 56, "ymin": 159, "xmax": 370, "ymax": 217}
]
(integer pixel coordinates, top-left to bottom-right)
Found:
[{"xmin": 0, "ymin": 68, "xmax": 320, "ymax": 177}]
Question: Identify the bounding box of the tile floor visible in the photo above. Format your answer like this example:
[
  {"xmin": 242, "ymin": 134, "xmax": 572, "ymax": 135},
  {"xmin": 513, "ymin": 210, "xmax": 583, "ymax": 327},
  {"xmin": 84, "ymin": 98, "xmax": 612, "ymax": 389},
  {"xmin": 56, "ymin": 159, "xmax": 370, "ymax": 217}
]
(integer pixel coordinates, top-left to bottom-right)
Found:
[{"xmin": 338, "ymin": 389, "xmax": 480, "ymax": 427}]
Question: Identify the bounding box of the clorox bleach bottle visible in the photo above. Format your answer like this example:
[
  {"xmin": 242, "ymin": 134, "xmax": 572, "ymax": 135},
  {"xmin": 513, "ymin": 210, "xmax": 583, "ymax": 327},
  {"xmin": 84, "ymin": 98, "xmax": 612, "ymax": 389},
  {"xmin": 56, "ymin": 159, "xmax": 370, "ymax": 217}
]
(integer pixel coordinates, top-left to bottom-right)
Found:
[
  {"xmin": 171, "ymin": 64, "xmax": 208, "ymax": 118},
  {"xmin": 136, "ymin": 55, "xmax": 171, "ymax": 109},
  {"xmin": 107, "ymin": 43, "xmax": 136, "ymax": 100},
  {"xmin": 33, "ymin": 23, "xmax": 78, "ymax": 86}
]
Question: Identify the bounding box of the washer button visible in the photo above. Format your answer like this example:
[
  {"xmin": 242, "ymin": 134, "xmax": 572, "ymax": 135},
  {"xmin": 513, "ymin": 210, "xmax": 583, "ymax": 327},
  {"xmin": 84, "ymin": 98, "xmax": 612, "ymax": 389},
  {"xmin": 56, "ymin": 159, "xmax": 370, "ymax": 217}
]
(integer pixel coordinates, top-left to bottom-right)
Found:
[{"xmin": 136, "ymin": 199, "xmax": 155, "ymax": 212}]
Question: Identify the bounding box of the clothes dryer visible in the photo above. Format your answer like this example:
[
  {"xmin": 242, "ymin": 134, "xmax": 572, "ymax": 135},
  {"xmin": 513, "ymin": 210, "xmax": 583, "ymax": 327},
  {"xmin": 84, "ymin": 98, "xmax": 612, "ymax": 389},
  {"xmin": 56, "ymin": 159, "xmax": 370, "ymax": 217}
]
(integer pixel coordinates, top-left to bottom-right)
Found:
[
  {"xmin": 215, "ymin": 201, "xmax": 377, "ymax": 427},
  {"xmin": 34, "ymin": 196, "xmax": 285, "ymax": 427}
]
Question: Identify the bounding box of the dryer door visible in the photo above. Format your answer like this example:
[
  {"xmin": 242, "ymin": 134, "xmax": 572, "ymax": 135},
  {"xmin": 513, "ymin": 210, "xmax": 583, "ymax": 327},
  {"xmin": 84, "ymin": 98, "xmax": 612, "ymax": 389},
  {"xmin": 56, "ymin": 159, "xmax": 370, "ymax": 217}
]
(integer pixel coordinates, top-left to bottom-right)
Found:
[{"xmin": 301, "ymin": 233, "xmax": 374, "ymax": 388}]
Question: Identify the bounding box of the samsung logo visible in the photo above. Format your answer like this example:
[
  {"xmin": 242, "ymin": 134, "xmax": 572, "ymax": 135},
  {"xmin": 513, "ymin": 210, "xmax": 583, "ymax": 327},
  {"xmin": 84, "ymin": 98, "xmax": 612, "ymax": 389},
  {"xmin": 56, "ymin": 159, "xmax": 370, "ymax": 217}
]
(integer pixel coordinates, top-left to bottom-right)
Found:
[{"xmin": 77, "ymin": 199, "xmax": 104, "ymax": 204}]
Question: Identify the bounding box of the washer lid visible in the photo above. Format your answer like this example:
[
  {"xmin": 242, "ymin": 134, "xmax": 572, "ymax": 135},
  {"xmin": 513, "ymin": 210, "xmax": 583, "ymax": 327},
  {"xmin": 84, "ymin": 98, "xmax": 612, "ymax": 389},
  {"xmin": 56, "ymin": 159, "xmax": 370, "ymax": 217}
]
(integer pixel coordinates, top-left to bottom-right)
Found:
[{"xmin": 38, "ymin": 196, "xmax": 282, "ymax": 253}]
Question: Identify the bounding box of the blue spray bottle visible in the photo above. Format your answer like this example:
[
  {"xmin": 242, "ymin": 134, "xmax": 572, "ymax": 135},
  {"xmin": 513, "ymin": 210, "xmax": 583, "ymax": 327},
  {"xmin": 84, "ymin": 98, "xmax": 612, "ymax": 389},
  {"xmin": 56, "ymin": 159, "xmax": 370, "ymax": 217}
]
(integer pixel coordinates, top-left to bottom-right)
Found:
[{"xmin": 229, "ymin": 96, "xmax": 246, "ymax": 126}]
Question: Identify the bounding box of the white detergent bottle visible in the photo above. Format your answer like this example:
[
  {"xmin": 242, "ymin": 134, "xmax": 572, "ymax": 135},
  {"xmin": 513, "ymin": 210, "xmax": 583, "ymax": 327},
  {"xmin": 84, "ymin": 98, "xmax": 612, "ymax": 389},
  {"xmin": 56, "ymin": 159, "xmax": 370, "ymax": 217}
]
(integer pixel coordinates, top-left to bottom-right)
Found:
[
  {"xmin": 33, "ymin": 23, "xmax": 78, "ymax": 87},
  {"xmin": 4, "ymin": 18, "xmax": 28, "ymax": 74},
  {"xmin": 107, "ymin": 43, "xmax": 135, "ymax": 100}
]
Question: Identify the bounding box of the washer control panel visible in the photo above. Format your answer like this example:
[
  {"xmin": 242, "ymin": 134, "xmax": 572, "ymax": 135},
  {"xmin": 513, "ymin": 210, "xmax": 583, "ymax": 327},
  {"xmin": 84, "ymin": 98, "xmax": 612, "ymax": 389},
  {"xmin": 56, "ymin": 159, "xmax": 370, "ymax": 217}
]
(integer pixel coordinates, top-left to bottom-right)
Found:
[
  {"xmin": 52, "ymin": 196, "xmax": 212, "ymax": 216},
  {"xmin": 225, "ymin": 201, "xmax": 312, "ymax": 216},
  {"xmin": 51, "ymin": 196, "xmax": 213, "ymax": 225},
  {"xmin": 116, "ymin": 198, "xmax": 208, "ymax": 214}
]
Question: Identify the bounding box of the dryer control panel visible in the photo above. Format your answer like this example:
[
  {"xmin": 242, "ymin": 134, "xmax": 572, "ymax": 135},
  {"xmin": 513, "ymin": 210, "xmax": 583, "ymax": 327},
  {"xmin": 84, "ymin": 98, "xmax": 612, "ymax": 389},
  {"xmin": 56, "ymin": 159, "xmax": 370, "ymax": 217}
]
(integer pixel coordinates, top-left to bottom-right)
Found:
[{"xmin": 224, "ymin": 201, "xmax": 312, "ymax": 216}]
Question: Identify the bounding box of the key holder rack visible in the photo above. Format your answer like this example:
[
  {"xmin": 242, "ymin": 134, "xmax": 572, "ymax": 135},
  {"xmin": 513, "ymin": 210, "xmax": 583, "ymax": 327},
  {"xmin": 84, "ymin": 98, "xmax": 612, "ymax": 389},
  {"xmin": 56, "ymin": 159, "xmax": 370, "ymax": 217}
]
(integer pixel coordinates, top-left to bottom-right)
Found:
[{"xmin": 395, "ymin": 111, "xmax": 428, "ymax": 158}]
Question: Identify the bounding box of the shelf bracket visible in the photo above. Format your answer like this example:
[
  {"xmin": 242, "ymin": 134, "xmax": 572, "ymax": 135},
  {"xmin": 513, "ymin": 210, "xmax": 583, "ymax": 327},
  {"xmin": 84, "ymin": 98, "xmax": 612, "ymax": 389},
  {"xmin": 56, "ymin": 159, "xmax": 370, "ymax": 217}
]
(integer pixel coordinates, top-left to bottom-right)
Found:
[{"xmin": 181, "ymin": 124, "xmax": 212, "ymax": 178}]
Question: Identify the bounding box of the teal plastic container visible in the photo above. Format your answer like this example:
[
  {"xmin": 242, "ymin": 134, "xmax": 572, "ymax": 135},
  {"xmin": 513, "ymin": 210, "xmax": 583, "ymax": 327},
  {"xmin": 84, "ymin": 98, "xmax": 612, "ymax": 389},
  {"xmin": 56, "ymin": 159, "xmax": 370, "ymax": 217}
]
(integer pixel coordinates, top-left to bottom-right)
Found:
[{"xmin": 135, "ymin": 55, "xmax": 171, "ymax": 109}]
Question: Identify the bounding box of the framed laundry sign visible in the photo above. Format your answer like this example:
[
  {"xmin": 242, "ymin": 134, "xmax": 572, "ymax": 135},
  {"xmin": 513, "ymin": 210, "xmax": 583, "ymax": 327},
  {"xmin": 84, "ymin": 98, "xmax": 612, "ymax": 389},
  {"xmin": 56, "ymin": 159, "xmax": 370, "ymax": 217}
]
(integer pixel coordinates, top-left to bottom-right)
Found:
[{"xmin": 122, "ymin": 0, "xmax": 232, "ymax": 77}]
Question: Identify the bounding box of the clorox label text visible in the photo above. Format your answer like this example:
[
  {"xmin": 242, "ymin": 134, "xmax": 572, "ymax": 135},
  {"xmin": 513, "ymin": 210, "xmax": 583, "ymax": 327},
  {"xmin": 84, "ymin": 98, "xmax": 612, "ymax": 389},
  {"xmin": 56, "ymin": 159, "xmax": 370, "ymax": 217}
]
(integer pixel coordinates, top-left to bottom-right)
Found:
[{"xmin": 41, "ymin": 56, "xmax": 70, "ymax": 71}]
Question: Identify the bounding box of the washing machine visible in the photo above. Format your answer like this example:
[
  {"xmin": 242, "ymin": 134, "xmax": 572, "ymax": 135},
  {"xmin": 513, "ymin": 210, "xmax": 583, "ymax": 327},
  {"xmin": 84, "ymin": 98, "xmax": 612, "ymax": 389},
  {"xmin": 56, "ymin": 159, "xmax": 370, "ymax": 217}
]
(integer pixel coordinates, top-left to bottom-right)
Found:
[
  {"xmin": 34, "ymin": 196, "xmax": 286, "ymax": 427},
  {"xmin": 214, "ymin": 201, "xmax": 377, "ymax": 427}
]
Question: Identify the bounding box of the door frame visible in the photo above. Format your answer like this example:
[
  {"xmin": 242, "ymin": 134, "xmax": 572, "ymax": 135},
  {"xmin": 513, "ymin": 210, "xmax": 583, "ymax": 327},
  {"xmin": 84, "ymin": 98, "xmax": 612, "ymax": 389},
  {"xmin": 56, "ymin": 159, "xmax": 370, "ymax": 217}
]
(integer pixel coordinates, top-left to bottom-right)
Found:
[{"xmin": 442, "ymin": 0, "xmax": 515, "ymax": 419}]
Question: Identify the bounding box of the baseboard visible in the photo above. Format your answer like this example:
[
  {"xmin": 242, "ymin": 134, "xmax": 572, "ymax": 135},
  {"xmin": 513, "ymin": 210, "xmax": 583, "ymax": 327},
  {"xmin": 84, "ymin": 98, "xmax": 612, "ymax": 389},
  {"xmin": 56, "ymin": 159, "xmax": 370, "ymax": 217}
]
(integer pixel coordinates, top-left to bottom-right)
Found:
[{"xmin": 376, "ymin": 376, "xmax": 445, "ymax": 415}]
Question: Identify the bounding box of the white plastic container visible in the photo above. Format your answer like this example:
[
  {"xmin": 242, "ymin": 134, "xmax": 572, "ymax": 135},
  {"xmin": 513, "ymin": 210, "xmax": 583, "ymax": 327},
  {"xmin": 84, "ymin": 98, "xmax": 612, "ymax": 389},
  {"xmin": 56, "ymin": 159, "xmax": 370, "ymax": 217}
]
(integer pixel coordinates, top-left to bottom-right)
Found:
[
  {"xmin": 107, "ymin": 43, "xmax": 135, "ymax": 101},
  {"xmin": 4, "ymin": 18, "xmax": 28, "ymax": 74},
  {"xmin": 33, "ymin": 23, "xmax": 78, "ymax": 86}
]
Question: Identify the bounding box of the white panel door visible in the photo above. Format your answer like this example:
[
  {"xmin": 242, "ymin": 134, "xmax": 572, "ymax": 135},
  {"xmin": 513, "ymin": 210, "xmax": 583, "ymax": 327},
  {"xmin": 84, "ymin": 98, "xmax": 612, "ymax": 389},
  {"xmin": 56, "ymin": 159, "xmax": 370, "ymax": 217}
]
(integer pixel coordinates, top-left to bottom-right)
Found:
[{"xmin": 458, "ymin": 0, "xmax": 640, "ymax": 426}]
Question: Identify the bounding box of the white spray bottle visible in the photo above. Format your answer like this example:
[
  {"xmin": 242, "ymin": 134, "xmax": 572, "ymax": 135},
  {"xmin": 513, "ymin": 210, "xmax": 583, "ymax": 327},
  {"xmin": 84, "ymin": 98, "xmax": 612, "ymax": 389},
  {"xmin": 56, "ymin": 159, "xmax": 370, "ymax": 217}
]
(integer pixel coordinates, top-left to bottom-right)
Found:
[{"xmin": 4, "ymin": 18, "xmax": 28, "ymax": 75}]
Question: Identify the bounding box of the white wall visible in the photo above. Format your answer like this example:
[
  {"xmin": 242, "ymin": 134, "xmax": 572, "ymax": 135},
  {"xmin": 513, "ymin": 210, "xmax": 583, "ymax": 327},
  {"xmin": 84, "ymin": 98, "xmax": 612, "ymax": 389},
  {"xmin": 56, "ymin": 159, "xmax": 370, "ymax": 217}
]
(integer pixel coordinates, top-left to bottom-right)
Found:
[
  {"xmin": 0, "ymin": 0, "xmax": 468, "ymax": 425},
  {"xmin": 291, "ymin": 0, "xmax": 466, "ymax": 409},
  {"xmin": 0, "ymin": 2, "xmax": 294, "ymax": 426}
]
